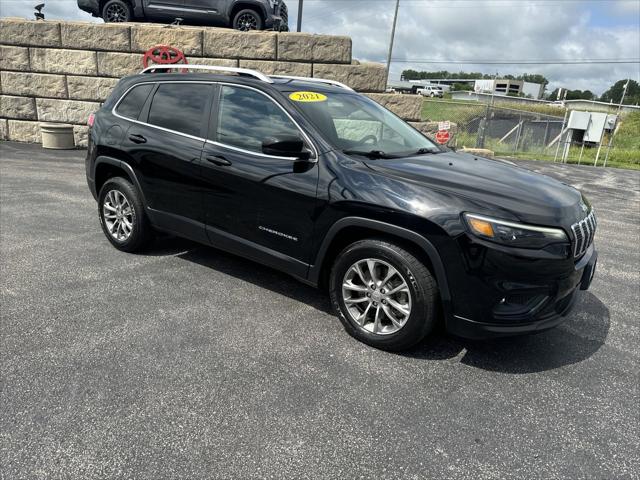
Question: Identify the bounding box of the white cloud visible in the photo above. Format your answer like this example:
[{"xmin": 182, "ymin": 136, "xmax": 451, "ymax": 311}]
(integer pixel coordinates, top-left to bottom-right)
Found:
[{"xmin": 1, "ymin": 0, "xmax": 638, "ymax": 94}]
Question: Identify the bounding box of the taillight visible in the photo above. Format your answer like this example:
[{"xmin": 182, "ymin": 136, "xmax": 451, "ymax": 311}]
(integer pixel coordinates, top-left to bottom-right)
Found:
[{"xmin": 88, "ymin": 113, "xmax": 95, "ymax": 127}]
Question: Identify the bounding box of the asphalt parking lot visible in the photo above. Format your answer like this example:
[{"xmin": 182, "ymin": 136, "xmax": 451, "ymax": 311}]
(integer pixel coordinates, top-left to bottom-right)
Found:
[{"xmin": 1, "ymin": 141, "xmax": 638, "ymax": 479}]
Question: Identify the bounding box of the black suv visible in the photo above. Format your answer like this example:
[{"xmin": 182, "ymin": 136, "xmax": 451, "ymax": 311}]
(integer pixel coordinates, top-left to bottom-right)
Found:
[
  {"xmin": 78, "ymin": 0, "xmax": 288, "ymax": 31},
  {"xmin": 85, "ymin": 65, "xmax": 598, "ymax": 350}
]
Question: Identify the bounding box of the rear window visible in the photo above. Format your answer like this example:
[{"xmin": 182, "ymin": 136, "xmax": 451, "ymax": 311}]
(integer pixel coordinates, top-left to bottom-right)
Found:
[
  {"xmin": 115, "ymin": 84, "xmax": 153, "ymax": 120},
  {"xmin": 147, "ymin": 83, "xmax": 211, "ymax": 137}
]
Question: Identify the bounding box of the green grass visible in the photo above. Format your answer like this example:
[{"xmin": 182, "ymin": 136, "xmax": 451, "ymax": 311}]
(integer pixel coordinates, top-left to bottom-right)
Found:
[
  {"xmin": 421, "ymin": 98, "xmax": 567, "ymax": 121},
  {"xmin": 428, "ymin": 101, "xmax": 640, "ymax": 170}
]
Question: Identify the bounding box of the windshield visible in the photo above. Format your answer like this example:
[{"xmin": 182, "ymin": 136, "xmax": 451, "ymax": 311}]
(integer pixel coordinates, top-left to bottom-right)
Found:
[{"xmin": 289, "ymin": 91, "xmax": 441, "ymax": 156}]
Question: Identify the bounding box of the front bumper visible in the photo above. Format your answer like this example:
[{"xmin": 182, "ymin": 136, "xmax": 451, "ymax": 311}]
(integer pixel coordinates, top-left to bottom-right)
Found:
[{"xmin": 445, "ymin": 241, "xmax": 597, "ymax": 340}]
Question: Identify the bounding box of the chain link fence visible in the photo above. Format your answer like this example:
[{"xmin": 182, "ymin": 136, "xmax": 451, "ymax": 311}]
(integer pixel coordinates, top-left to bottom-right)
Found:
[{"xmin": 421, "ymin": 99, "xmax": 639, "ymax": 169}]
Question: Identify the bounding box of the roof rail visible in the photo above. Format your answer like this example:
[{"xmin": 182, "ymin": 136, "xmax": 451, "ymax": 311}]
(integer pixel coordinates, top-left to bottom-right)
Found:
[
  {"xmin": 270, "ymin": 75, "xmax": 354, "ymax": 91},
  {"xmin": 139, "ymin": 64, "xmax": 274, "ymax": 83}
]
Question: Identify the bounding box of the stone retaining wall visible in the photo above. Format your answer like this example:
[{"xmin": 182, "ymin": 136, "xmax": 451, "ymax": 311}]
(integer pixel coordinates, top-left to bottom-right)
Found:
[{"xmin": 0, "ymin": 17, "xmax": 420, "ymax": 146}]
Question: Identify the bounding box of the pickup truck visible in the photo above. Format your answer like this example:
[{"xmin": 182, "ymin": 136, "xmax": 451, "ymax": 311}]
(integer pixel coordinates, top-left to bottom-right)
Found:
[
  {"xmin": 417, "ymin": 85, "xmax": 444, "ymax": 98},
  {"xmin": 77, "ymin": 0, "xmax": 288, "ymax": 31}
]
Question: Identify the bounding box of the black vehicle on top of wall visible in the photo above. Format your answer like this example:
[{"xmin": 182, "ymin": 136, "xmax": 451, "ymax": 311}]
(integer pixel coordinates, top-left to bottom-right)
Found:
[
  {"xmin": 77, "ymin": 0, "xmax": 288, "ymax": 31},
  {"xmin": 84, "ymin": 64, "xmax": 598, "ymax": 351}
]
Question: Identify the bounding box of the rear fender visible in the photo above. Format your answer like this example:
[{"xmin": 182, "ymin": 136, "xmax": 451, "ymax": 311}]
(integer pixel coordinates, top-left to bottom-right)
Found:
[{"xmin": 94, "ymin": 155, "xmax": 148, "ymax": 208}]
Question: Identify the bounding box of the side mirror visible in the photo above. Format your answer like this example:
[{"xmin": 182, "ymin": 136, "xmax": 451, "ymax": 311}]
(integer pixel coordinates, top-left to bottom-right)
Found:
[{"xmin": 262, "ymin": 136, "xmax": 311, "ymax": 160}]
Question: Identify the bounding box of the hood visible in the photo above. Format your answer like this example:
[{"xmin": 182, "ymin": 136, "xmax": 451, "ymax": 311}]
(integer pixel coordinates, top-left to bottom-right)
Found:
[{"xmin": 364, "ymin": 151, "xmax": 587, "ymax": 227}]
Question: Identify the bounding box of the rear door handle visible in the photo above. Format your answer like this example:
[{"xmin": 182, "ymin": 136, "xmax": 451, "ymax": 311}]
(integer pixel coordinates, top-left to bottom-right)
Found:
[
  {"xmin": 206, "ymin": 155, "xmax": 232, "ymax": 167},
  {"xmin": 128, "ymin": 134, "xmax": 147, "ymax": 144}
]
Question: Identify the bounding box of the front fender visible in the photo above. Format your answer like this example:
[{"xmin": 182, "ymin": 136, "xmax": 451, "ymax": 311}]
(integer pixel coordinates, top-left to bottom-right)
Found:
[{"xmin": 308, "ymin": 216, "xmax": 451, "ymax": 304}]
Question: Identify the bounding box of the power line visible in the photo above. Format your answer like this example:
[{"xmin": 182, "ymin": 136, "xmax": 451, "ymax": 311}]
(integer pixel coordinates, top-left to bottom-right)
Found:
[{"xmin": 390, "ymin": 59, "xmax": 640, "ymax": 65}]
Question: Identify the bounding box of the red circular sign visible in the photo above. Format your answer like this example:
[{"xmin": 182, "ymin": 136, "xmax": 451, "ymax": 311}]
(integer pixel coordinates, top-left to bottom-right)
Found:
[
  {"xmin": 435, "ymin": 130, "xmax": 450, "ymax": 145},
  {"xmin": 142, "ymin": 45, "xmax": 188, "ymax": 69}
]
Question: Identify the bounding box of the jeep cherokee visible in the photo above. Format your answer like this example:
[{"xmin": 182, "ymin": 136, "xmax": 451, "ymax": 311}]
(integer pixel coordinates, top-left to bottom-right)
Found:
[{"xmin": 85, "ymin": 65, "xmax": 598, "ymax": 351}]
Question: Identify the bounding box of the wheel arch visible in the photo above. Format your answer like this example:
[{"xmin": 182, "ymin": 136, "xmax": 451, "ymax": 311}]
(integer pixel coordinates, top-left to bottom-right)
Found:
[
  {"xmin": 309, "ymin": 217, "xmax": 451, "ymax": 305},
  {"xmin": 230, "ymin": 2, "xmax": 266, "ymax": 24},
  {"xmin": 100, "ymin": 0, "xmax": 134, "ymax": 15},
  {"xmin": 94, "ymin": 156, "xmax": 148, "ymax": 208}
]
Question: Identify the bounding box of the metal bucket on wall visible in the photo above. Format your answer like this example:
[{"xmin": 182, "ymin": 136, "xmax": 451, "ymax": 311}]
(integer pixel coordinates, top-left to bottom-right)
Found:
[{"xmin": 39, "ymin": 123, "xmax": 75, "ymax": 149}]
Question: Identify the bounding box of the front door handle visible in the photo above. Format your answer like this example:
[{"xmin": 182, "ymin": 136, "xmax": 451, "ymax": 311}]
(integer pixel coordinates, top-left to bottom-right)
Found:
[
  {"xmin": 128, "ymin": 134, "xmax": 147, "ymax": 144},
  {"xmin": 206, "ymin": 155, "xmax": 232, "ymax": 167}
]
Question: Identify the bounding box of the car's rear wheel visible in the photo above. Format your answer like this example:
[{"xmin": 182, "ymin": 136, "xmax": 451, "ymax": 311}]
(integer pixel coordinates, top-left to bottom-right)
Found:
[
  {"xmin": 102, "ymin": 0, "xmax": 132, "ymax": 22},
  {"xmin": 329, "ymin": 239, "xmax": 438, "ymax": 351},
  {"xmin": 233, "ymin": 9, "xmax": 263, "ymax": 31},
  {"xmin": 98, "ymin": 177, "xmax": 153, "ymax": 252}
]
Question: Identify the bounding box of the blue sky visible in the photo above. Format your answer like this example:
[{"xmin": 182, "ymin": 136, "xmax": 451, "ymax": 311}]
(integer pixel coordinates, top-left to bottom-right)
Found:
[{"xmin": 1, "ymin": 0, "xmax": 639, "ymax": 95}]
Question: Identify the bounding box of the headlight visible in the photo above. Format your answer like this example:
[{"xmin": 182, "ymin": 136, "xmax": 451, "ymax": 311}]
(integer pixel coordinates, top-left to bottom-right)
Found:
[
  {"xmin": 269, "ymin": 0, "xmax": 280, "ymax": 7},
  {"xmin": 463, "ymin": 213, "xmax": 568, "ymax": 250}
]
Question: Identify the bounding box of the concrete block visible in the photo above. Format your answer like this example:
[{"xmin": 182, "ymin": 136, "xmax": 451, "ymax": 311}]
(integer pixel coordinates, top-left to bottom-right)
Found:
[
  {"xmin": 193, "ymin": 57, "xmax": 239, "ymax": 68},
  {"xmin": 459, "ymin": 147, "xmax": 494, "ymax": 157},
  {"xmin": 30, "ymin": 48, "xmax": 98, "ymax": 76},
  {"xmin": 97, "ymin": 52, "xmax": 143, "ymax": 78},
  {"xmin": 277, "ymin": 33, "xmax": 351, "ymax": 63},
  {"xmin": 0, "ymin": 18, "xmax": 61, "ymax": 47},
  {"xmin": 67, "ymin": 76, "xmax": 119, "ymax": 102},
  {"xmin": 313, "ymin": 62, "xmax": 387, "ymax": 92},
  {"xmin": 0, "ymin": 95, "xmax": 37, "ymax": 120},
  {"xmin": 61, "ymin": 21, "xmax": 131, "ymax": 51},
  {"xmin": 74, "ymin": 125, "xmax": 89, "ymax": 148},
  {"xmin": 36, "ymin": 98, "xmax": 101, "ymax": 124},
  {"xmin": 409, "ymin": 121, "xmax": 459, "ymax": 135},
  {"xmin": 0, "ymin": 71, "xmax": 67, "ymax": 98},
  {"xmin": 203, "ymin": 29, "xmax": 276, "ymax": 59},
  {"xmin": 239, "ymin": 60, "xmax": 312, "ymax": 77},
  {"xmin": 0, "ymin": 46, "xmax": 30, "ymax": 71},
  {"xmin": 7, "ymin": 120, "xmax": 41, "ymax": 143},
  {"xmin": 131, "ymin": 24, "xmax": 203, "ymax": 55},
  {"xmin": 0, "ymin": 119, "xmax": 8, "ymax": 140},
  {"xmin": 365, "ymin": 93, "xmax": 423, "ymax": 122}
]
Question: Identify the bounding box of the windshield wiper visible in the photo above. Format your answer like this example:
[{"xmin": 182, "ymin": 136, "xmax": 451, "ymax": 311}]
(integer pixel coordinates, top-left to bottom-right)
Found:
[
  {"xmin": 342, "ymin": 149, "xmax": 396, "ymax": 159},
  {"xmin": 414, "ymin": 147, "xmax": 439, "ymax": 155}
]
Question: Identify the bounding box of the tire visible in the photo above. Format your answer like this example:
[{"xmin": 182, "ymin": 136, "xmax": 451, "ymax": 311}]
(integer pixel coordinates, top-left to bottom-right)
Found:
[
  {"xmin": 329, "ymin": 239, "xmax": 438, "ymax": 351},
  {"xmin": 102, "ymin": 0, "xmax": 132, "ymax": 23},
  {"xmin": 233, "ymin": 9, "xmax": 263, "ymax": 31},
  {"xmin": 430, "ymin": 92, "xmax": 435, "ymax": 97},
  {"xmin": 98, "ymin": 177, "xmax": 153, "ymax": 253}
]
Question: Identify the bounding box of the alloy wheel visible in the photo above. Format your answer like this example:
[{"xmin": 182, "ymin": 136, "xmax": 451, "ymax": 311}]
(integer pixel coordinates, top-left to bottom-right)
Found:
[
  {"xmin": 105, "ymin": 4, "xmax": 127, "ymax": 22},
  {"xmin": 341, "ymin": 258, "xmax": 412, "ymax": 335},
  {"xmin": 236, "ymin": 13, "xmax": 258, "ymax": 31},
  {"xmin": 102, "ymin": 189, "xmax": 133, "ymax": 241}
]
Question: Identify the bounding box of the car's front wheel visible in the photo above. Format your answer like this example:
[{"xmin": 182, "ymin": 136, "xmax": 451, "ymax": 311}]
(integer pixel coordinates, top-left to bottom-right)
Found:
[
  {"xmin": 233, "ymin": 9, "xmax": 263, "ymax": 31},
  {"xmin": 98, "ymin": 177, "xmax": 153, "ymax": 252},
  {"xmin": 329, "ymin": 239, "xmax": 438, "ymax": 351},
  {"xmin": 101, "ymin": 0, "xmax": 132, "ymax": 22}
]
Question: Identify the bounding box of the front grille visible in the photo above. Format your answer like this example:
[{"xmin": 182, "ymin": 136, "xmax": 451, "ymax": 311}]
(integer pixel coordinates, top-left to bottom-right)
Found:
[
  {"xmin": 571, "ymin": 210, "xmax": 597, "ymax": 258},
  {"xmin": 279, "ymin": 2, "xmax": 288, "ymax": 25}
]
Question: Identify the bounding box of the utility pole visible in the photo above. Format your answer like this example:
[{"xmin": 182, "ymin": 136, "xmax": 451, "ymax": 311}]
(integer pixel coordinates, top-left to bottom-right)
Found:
[
  {"xmin": 385, "ymin": 0, "xmax": 400, "ymax": 84},
  {"xmin": 603, "ymin": 78, "xmax": 629, "ymax": 167},
  {"xmin": 296, "ymin": 0, "xmax": 303, "ymax": 32}
]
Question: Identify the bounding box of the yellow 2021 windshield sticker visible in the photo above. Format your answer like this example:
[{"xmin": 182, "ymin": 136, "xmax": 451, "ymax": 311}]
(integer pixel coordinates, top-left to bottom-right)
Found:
[{"xmin": 289, "ymin": 91, "xmax": 327, "ymax": 102}]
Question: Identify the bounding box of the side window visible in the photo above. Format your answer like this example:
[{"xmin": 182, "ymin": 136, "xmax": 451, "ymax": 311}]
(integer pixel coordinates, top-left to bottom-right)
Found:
[
  {"xmin": 147, "ymin": 83, "xmax": 211, "ymax": 137},
  {"xmin": 115, "ymin": 84, "xmax": 154, "ymax": 120},
  {"xmin": 216, "ymin": 86, "xmax": 301, "ymax": 154}
]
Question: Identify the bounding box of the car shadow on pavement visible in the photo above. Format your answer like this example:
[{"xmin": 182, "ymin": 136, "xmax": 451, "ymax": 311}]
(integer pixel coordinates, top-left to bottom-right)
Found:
[
  {"xmin": 154, "ymin": 236, "xmax": 334, "ymax": 315},
  {"xmin": 149, "ymin": 236, "xmax": 610, "ymax": 374},
  {"xmin": 403, "ymin": 292, "xmax": 610, "ymax": 374}
]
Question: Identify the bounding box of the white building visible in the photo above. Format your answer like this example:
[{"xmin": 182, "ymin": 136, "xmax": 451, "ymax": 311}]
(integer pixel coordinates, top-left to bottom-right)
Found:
[{"xmin": 474, "ymin": 79, "xmax": 544, "ymax": 99}]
